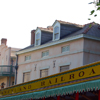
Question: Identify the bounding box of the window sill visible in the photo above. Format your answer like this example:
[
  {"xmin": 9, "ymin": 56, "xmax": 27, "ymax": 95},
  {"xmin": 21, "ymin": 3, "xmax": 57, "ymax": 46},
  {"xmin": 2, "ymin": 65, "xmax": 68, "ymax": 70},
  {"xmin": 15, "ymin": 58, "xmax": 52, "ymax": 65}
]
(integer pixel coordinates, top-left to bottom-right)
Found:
[
  {"xmin": 40, "ymin": 66, "xmax": 50, "ymax": 70},
  {"xmin": 59, "ymin": 62, "xmax": 71, "ymax": 67},
  {"xmin": 42, "ymin": 55, "xmax": 49, "ymax": 58},
  {"xmin": 62, "ymin": 51, "xmax": 70, "ymax": 53}
]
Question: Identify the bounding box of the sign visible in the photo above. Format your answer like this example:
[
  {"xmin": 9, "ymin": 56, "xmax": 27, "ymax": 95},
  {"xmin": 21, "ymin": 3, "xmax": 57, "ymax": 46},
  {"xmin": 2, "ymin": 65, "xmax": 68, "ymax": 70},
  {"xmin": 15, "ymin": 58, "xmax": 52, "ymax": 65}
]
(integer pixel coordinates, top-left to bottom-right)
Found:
[{"xmin": 0, "ymin": 64, "xmax": 100, "ymax": 96}]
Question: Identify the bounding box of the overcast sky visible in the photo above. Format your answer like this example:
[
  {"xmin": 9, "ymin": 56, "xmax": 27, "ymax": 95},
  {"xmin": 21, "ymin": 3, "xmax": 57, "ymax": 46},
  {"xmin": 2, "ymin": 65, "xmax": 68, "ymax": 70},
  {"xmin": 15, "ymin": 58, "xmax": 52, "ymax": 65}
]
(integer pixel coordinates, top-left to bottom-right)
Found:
[{"xmin": 0, "ymin": 0, "xmax": 100, "ymax": 48}]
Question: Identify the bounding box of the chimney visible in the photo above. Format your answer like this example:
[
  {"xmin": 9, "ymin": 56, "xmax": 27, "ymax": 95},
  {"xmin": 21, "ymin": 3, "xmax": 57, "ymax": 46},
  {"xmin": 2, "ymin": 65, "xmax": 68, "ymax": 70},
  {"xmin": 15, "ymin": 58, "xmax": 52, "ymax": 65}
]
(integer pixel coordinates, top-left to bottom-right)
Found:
[
  {"xmin": 1, "ymin": 38, "xmax": 7, "ymax": 45},
  {"xmin": 31, "ymin": 30, "xmax": 35, "ymax": 45}
]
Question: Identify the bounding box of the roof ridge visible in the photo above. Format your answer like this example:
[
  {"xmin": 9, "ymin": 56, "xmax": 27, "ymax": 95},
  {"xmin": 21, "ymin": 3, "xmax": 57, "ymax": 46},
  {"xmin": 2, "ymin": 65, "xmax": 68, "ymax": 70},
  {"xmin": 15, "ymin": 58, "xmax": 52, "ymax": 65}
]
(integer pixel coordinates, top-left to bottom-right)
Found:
[
  {"xmin": 38, "ymin": 27, "xmax": 53, "ymax": 32},
  {"xmin": 56, "ymin": 20, "xmax": 83, "ymax": 27},
  {"xmin": 83, "ymin": 23, "xmax": 95, "ymax": 34}
]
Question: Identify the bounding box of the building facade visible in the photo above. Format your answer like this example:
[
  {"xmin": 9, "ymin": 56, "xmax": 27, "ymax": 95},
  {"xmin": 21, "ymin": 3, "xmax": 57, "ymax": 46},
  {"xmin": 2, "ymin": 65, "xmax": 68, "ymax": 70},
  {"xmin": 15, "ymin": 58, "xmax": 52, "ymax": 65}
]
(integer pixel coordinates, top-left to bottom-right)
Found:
[
  {"xmin": 16, "ymin": 20, "xmax": 100, "ymax": 84},
  {"xmin": 0, "ymin": 38, "xmax": 20, "ymax": 89},
  {"xmin": 1, "ymin": 61, "xmax": 100, "ymax": 100}
]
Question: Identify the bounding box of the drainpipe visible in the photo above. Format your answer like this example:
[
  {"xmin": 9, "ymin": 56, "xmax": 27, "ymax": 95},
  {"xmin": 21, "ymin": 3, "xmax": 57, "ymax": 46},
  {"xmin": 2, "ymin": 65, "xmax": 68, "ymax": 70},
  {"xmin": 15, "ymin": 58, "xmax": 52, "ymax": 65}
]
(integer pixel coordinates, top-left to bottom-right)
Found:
[{"xmin": 15, "ymin": 55, "xmax": 18, "ymax": 85}]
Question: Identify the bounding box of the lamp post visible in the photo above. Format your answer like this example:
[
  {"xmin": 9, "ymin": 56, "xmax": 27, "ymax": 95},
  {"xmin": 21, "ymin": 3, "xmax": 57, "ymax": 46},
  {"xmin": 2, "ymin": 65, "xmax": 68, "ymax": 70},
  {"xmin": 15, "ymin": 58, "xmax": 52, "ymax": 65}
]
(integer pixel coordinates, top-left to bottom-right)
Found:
[{"xmin": 15, "ymin": 55, "xmax": 18, "ymax": 85}]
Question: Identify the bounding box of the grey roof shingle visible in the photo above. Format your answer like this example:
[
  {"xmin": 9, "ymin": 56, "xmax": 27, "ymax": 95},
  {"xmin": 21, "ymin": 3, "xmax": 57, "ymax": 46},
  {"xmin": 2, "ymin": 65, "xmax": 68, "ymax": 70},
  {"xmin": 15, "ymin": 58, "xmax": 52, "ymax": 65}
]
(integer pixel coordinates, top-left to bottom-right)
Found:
[{"xmin": 18, "ymin": 22, "xmax": 100, "ymax": 52}]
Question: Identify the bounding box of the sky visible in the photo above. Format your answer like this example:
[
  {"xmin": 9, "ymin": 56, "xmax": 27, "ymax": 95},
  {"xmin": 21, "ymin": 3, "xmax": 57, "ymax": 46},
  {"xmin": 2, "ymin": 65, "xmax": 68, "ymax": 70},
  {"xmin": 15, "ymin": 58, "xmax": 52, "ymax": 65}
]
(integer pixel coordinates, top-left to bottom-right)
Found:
[{"xmin": 0, "ymin": 0, "xmax": 100, "ymax": 49}]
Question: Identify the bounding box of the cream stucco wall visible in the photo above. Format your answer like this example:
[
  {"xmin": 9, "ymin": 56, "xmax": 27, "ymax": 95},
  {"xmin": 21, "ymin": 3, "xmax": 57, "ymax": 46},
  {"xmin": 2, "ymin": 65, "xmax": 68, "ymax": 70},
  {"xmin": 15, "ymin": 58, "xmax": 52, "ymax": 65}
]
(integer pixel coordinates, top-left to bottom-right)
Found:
[
  {"xmin": 0, "ymin": 77, "xmax": 14, "ymax": 89},
  {"xmin": 83, "ymin": 39, "xmax": 100, "ymax": 65},
  {"xmin": 0, "ymin": 42, "xmax": 20, "ymax": 88},
  {"xmin": 17, "ymin": 38, "xmax": 84, "ymax": 84},
  {"xmin": 0, "ymin": 44, "xmax": 11, "ymax": 65}
]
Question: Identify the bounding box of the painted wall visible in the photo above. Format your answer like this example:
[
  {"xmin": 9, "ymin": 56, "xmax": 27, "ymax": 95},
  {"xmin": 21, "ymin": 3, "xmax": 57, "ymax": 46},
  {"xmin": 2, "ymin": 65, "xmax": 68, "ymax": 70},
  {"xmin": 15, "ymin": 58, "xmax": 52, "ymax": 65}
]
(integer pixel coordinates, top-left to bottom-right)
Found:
[
  {"xmin": 0, "ymin": 77, "xmax": 14, "ymax": 89},
  {"xmin": 0, "ymin": 44, "xmax": 11, "ymax": 65},
  {"xmin": 17, "ymin": 38, "xmax": 84, "ymax": 84},
  {"xmin": 83, "ymin": 39, "xmax": 100, "ymax": 65},
  {"xmin": 0, "ymin": 42, "xmax": 20, "ymax": 88}
]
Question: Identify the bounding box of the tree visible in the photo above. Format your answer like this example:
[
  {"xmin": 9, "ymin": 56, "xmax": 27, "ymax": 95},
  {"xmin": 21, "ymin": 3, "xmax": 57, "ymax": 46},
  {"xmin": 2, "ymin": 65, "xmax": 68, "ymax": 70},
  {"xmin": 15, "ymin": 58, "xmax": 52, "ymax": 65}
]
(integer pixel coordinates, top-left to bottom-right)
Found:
[{"xmin": 88, "ymin": 0, "xmax": 100, "ymax": 20}]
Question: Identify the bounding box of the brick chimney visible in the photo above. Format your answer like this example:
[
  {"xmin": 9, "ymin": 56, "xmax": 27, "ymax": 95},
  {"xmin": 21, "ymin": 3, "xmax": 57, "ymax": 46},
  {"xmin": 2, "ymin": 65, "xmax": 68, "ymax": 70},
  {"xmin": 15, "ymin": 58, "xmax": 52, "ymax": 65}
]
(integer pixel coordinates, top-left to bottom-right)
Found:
[
  {"xmin": 1, "ymin": 38, "xmax": 7, "ymax": 45},
  {"xmin": 31, "ymin": 30, "xmax": 35, "ymax": 45}
]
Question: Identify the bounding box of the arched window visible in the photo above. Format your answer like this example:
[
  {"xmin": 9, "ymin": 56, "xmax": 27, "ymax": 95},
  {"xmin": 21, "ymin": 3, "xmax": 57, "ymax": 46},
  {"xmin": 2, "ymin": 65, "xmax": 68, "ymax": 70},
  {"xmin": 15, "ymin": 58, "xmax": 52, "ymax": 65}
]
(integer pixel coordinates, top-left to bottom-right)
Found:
[
  {"xmin": 36, "ymin": 33, "xmax": 40, "ymax": 45},
  {"xmin": 54, "ymin": 26, "xmax": 59, "ymax": 40}
]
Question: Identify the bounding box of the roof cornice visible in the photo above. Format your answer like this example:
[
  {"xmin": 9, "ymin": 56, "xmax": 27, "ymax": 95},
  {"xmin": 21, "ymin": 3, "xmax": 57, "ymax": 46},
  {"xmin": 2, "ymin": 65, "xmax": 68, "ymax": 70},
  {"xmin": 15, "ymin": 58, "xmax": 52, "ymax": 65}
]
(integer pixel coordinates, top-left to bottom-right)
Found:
[{"xmin": 16, "ymin": 34, "xmax": 100, "ymax": 55}]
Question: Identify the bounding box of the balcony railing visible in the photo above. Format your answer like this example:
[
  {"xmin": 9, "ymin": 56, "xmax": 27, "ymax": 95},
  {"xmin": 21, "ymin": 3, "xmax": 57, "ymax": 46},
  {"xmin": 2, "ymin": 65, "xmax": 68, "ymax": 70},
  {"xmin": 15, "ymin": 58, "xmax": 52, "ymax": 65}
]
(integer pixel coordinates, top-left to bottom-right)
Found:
[{"xmin": 0, "ymin": 65, "xmax": 15, "ymax": 76}]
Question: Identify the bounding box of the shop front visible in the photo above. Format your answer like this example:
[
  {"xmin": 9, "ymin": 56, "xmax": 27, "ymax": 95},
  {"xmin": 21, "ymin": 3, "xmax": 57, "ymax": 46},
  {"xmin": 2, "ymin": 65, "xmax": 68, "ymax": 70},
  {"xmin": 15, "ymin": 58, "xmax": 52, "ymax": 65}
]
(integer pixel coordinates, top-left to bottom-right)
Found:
[{"xmin": 0, "ymin": 61, "xmax": 100, "ymax": 100}]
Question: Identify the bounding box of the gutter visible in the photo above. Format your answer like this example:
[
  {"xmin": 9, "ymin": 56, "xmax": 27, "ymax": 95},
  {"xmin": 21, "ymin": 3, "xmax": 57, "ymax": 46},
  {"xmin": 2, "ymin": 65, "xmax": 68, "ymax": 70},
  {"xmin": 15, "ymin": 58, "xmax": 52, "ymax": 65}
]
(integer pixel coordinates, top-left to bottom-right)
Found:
[{"xmin": 16, "ymin": 34, "xmax": 100, "ymax": 55}]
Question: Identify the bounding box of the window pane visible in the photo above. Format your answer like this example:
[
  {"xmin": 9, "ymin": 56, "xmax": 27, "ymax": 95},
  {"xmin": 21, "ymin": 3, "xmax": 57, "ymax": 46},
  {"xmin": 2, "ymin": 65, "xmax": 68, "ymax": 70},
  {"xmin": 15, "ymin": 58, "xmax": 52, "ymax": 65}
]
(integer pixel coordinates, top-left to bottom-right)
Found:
[
  {"xmin": 54, "ymin": 27, "xmax": 59, "ymax": 34},
  {"xmin": 23, "ymin": 72, "xmax": 30, "ymax": 82},
  {"xmin": 40, "ymin": 69, "xmax": 48, "ymax": 78},
  {"xmin": 36, "ymin": 33, "xmax": 40, "ymax": 39},
  {"xmin": 25, "ymin": 55, "xmax": 31, "ymax": 61},
  {"xmin": 36, "ymin": 40, "xmax": 40, "ymax": 45},
  {"xmin": 42, "ymin": 51, "xmax": 49, "ymax": 57},
  {"xmin": 62, "ymin": 45, "xmax": 70, "ymax": 53},
  {"xmin": 60, "ymin": 65, "xmax": 69, "ymax": 72},
  {"xmin": 54, "ymin": 33, "xmax": 59, "ymax": 40}
]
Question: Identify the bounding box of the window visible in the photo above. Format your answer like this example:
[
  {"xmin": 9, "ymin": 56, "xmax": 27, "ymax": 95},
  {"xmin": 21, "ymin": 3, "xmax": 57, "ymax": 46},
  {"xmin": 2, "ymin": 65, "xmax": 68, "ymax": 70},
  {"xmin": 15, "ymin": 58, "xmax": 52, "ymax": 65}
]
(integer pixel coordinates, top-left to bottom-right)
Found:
[
  {"xmin": 40, "ymin": 69, "xmax": 48, "ymax": 78},
  {"xmin": 42, "ymin": 51, "xmax": 49, "ymax": 57},
  {"xmin": 25, "ymin": 55, "xmax": 31, "ymax": 61},
  {"xmin": 60, "ymin": 65, "xmax": 69, "ymax": 72},
  {"xmin": 23, "ymin": 72, "xmax": 30, "ymax": 82},
  {"xmin": 36, "ymin": 33, "xmax": 40, "ymax": 45},
  {"xmin": 54, "ymin": 26, "xmax": 59, "ymax": 40},
  {"xmin": 62, "ymin": 45, "xmax": 70, "ymax": 53}
]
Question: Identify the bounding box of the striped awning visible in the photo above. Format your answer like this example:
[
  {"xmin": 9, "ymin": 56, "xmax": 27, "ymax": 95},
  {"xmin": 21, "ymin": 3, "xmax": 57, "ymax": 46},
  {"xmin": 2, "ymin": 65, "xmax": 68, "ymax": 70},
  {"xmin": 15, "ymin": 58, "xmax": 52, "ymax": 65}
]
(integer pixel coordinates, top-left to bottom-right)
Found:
[{"xmin": 1, "ymin": 79, "xmax": 100, "ymax": 100}]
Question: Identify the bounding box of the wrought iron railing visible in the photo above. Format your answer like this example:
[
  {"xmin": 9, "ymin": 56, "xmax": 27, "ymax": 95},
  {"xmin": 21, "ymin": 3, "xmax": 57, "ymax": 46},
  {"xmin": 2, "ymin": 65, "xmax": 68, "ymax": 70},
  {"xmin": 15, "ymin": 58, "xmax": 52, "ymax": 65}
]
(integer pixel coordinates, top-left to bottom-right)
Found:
[{"xmin": 0, "ymin": 65, "xmax": 15, "ymax": 76}]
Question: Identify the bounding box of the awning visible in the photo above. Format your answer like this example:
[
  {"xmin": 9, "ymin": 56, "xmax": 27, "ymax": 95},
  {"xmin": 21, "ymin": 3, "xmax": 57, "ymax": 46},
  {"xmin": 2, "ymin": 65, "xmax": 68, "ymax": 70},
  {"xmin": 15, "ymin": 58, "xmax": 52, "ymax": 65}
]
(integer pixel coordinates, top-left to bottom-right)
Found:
[{"xmin": 1, "ymin": 79, "xmax": 100, "ymax": 100}]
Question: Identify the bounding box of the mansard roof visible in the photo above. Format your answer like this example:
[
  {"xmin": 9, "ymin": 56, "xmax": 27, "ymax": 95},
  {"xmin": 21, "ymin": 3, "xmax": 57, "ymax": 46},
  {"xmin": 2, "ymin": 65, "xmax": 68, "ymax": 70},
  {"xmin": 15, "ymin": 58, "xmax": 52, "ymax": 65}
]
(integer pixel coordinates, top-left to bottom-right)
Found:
[
  {"xmin": 53, "ymin": 20, "xmax": 83, "ymax": 28},
  {"xmin": 17, "ymin": 21, "xmax": 100, "ymax": 53},
  {"xmin": 68, "ymin": 22, "xmax": 100, "ymax": 38},
  {"xmin": 35, "ymin": 27, "xmax": 53, "ymax": 33}
]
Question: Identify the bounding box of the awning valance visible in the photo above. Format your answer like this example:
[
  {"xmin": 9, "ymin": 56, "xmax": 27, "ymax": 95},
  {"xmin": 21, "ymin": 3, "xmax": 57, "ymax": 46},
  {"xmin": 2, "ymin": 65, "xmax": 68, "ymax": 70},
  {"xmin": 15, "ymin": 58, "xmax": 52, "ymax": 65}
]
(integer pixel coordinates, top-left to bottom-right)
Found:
[{"xmin": 1, "ymin": 79, "xmax": 100, "ymax": 100}]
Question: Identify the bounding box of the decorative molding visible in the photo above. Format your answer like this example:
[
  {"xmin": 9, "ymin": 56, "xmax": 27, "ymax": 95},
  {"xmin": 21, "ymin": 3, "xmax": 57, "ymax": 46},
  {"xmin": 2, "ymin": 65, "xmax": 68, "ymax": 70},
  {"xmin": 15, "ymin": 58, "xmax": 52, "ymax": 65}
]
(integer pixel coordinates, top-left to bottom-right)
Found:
[
  {"xmin": 18, "ymin": 49, "xmax": 100, "ymax": 65},
  {"xmin": 16, "ymin": 34, "xmax": 84, "ymax": 55},
  {"xmin": 40, "ymin": 66, "xmax": 50, "ymax": 70},
  {"xmin": 53, "ymin": 60, "xmax": 56, "ymax": 68},
  {"xmin": 34, "ymin": 64, "xmax": 37, "ymax": 71},
  {"xmin": 16, "ymin": 34, "xmax": 100, "ymax": 55},
  {"xmin": 23, "ymin": 70, "xmax": 31, "ymax": 73},
  {"xmin": 59, "ymin": 62, "xmax": 71, "ymax": 67}
]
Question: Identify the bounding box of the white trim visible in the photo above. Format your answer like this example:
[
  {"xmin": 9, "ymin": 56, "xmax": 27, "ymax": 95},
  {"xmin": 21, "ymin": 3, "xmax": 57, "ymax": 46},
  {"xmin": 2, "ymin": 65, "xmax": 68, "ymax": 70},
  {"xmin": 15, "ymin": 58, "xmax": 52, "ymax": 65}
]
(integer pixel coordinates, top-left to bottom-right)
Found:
[
  {"xmin": 40, "ymin": 66, "xmax": 50, "ymax": 70},
  {"xmin": 23, "ymin": 70, "xmax": 31, "ymax": 73},
  {"xmin": 18, "ymin": 48, "xmax": 100, "ymax": 65},
  {"xmin": 16, "ymin": 34, "xmax": 84, "ymax": 55},
  {"xmin": 59, "ymin": 62, "xmax": 71, "ymax": 67},
  {"xmin": 35, "ymin": 28, "xmax": 41, "ymax": 46},
  {"xmin": 53, "ymin": 21, "xmax": 60, "ymax": 41},
  {"xmin": 18, "ymin": 49, "xmax": 84, "ymax": 65},
  {"xmin": 16, "ymin": 34, "xmax": 100, "ymax": 55}
]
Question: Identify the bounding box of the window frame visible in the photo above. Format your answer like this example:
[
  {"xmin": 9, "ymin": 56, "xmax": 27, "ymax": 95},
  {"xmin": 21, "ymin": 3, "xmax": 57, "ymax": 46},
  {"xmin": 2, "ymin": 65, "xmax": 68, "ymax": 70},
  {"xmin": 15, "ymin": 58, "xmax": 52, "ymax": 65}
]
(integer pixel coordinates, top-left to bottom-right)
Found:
[
  {"xmin": 54, "ymin": 26, "xmax": 60, "ymax": 40},
  {"xmin": 60, "ymin": 65, "xmax": 70, "ymax": 72},
  {"xmin": 23, "ymin": 72, "xmax": 30, "ymax": 83},
  {"xmin": 35, "ymin": 31, "xmax": 41, "ymax": 46},
  {"xmin": 61, "ymin": 45, "xmax": 70, "ymax": 53},
  {"xmin": 25, "ymin": 55, "xmax": 31, "ymax": 61},
  {"xmin": 40, "ymin": 69, "xmax": 48, "ymax": 78},
  {"xmin": 42, "ymin": 50, "xmax": 49, "ymax": 58}
]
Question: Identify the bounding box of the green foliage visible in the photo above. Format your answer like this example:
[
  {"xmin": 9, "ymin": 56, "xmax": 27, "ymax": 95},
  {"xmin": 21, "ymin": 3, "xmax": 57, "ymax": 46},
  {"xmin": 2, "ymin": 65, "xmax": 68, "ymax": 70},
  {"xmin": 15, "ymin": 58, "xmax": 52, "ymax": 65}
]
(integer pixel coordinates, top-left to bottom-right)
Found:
[
  {"xmin": 90, "ymin": 10, "xmax": 95, "ymax": 15},
  {"xmin": 89, "ymin": 24, "xmax": 92, "ymax": 28},
  {"xmin": 88, "ymin": 18, "xmax": 91, "ymax": 20},
  {"xmin": 94, "ymin": 14, "xmax": 97, "ymax": 17},
  {"xmin": 88, "ymin": 1, "xmax": 100, "ymax": 20},
  {"xmin": 97, "ymin": 3, "xmax": 100, "ymax": 6},
  {"xmin": 97, "ymin": 7, "xmax": 100, "ymax": 10}
]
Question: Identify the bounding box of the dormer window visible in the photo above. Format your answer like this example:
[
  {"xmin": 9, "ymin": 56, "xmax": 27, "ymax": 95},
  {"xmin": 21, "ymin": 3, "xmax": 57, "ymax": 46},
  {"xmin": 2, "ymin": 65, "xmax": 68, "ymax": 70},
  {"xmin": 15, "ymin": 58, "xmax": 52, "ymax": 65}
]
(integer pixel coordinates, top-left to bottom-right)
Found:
[
  {"xmin": 54, "ymin": 26, "xmax": 59, "ymax": 40},
  {"xmin": 53, "ymin": 21, "xmax": 60, "ymax": 41},
  {"xmin": 36, "ymin": 33, "xmax": 40, "ymax": 45}
]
